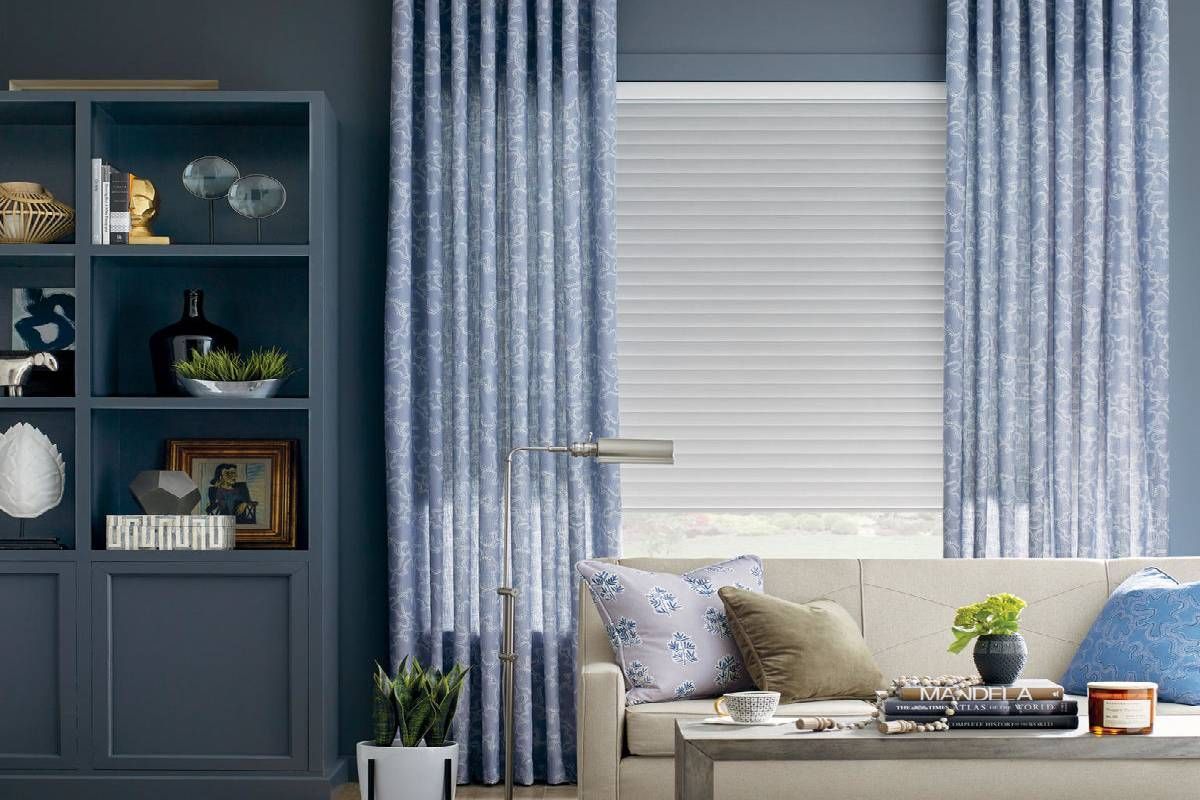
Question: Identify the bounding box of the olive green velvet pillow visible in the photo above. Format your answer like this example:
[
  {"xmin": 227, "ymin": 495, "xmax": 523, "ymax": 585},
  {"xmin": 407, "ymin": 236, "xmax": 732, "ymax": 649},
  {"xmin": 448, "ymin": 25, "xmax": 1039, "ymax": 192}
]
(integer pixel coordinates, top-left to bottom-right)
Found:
[{"xmin": 718, "ymin": 587, "xmax": 883, "ymax": 703}]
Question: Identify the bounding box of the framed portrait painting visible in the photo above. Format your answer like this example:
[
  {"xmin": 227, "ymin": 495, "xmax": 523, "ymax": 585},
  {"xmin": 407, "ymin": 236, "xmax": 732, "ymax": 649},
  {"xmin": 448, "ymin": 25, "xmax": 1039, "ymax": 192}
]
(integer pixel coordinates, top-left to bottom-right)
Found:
[{"xmin": 166, "ymin": 439, "xmax": 298, "ymax": 548}]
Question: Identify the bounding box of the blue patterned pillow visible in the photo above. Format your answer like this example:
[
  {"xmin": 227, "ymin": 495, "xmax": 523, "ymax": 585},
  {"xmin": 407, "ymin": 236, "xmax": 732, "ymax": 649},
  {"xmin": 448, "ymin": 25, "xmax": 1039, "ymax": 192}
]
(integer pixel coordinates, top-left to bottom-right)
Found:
[
  {"xmin": 1061, "ymin": 567, "xmax": 1200, "ymax": 704},
  {"xmin": 576, "ymin": 555, "xmax": 763, "ymax": 704}
]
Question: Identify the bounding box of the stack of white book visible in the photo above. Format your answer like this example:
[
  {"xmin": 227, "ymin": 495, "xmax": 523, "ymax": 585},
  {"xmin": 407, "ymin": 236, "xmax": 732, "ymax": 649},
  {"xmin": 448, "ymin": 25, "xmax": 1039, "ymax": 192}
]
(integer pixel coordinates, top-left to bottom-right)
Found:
[{"xmin": 89, "ymin": 158, "xmax": 131, "ymax": 244}]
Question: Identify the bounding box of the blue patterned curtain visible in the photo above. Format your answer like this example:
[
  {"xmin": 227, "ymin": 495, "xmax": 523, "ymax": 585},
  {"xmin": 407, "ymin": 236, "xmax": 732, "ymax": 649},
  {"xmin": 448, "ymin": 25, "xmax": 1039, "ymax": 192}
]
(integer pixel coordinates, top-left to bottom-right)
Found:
[
  {"xmin": 385, "ymin": 0, "xmax": 620, "ymax": 784},
  {"xmin": 944, "ymin": 0, "xmax": 1169, "ymax": 558}
]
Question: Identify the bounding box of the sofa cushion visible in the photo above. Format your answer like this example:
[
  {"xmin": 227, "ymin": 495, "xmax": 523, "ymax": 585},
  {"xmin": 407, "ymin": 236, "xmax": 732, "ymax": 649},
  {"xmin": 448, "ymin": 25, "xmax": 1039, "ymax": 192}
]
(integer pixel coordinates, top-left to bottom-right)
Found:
[
  {"xmin": 719, "ymin": 587, "xmax": 883, "ymax": 702},
  {"xmin": 1061, "ymin": 567, "xmax": 1200, "ymax": 704},
  {"xmin": 625, "ymin": 698, "xmax": 877, "ymax": 756},
  {"xmin": 578, "ymin": 558, "xmax": 864, "ymax": 685},
  {"xmin": 576, "ymin": 555, "xmax": 764, "ymax": 704}
]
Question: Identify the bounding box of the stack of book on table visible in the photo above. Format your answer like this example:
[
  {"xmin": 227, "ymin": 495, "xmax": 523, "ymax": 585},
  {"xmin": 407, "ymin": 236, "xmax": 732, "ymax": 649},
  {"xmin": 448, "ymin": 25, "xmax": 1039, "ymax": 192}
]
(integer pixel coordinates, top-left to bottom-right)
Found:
[{"xmin": 885, "ymin": 679, "xmax": 1079, "ymax": 730}]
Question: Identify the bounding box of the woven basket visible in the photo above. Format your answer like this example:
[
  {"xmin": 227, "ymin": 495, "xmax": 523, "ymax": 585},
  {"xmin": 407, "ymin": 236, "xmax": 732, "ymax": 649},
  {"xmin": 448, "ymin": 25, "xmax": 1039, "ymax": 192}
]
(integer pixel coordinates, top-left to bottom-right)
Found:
[{"xmin": 0, "ymin": 181, "xmax": 75, "ymax": 244}]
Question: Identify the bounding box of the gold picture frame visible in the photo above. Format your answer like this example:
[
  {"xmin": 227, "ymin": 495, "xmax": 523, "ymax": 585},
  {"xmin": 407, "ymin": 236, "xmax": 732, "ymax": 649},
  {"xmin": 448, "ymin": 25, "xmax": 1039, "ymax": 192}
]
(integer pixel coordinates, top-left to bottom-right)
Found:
[{"xmin": 166, "ymin": 438, "xmax": 297, "ymax": 549}]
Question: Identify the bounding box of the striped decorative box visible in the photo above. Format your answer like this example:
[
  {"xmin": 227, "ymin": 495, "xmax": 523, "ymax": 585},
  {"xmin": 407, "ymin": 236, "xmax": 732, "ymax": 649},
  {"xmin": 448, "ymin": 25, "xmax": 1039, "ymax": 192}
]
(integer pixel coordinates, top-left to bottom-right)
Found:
[{"xmin": 105, "ymin": 515, "xmax": 236, "ymax": 550}]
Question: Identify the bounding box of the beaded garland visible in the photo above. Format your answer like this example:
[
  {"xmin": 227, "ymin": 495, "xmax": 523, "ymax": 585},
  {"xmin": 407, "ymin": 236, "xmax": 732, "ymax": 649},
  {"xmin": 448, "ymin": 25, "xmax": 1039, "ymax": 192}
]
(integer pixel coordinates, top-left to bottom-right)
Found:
[{"xmin": 793, "ymin": 674, "xmax": 982, "ymax": 736}]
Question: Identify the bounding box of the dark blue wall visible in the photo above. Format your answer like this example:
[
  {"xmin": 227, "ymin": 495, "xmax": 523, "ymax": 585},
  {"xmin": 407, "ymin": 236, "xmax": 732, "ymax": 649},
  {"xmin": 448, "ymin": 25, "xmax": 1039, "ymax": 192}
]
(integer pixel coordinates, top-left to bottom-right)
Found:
[
  {"xmin": 618, "ymin": 0, "xmax": 946, "ymax": 81},
  {"xmin": 0, "ymin": 0, "xmax": 392, "ymax": 756}
]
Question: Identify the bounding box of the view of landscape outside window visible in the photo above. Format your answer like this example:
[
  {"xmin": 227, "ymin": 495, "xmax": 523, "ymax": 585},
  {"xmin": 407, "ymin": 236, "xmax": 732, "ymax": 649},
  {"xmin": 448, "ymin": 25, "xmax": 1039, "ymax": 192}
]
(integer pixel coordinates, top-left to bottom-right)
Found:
[{"xmin": 621, "ymin": 511, "xmax": 942, "ymax": 559}]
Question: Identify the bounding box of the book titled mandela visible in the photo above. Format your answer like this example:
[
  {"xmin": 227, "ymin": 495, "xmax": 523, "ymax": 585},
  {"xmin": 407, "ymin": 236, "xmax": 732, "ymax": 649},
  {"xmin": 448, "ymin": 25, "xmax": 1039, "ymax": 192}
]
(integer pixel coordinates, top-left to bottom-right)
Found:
[{"xmin": 896, "ymin": 679, "xmax": 1065, "ymax": 701}]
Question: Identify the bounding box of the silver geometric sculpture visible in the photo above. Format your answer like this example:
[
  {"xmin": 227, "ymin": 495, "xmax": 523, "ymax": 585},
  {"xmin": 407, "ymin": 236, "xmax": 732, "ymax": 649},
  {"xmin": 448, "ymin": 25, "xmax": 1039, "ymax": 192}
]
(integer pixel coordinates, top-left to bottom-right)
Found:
[{"xmin": 129, "ymin": 470, "xmax": 201, "ymax": 515}]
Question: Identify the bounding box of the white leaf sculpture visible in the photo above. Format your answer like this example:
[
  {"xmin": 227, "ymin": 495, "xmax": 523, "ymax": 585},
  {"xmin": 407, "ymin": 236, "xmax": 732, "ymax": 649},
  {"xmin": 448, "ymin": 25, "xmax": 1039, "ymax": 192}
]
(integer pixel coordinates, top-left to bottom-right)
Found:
[{"xmin": 0, "ymin": 422, "xmax": 65, "ymax": 518}]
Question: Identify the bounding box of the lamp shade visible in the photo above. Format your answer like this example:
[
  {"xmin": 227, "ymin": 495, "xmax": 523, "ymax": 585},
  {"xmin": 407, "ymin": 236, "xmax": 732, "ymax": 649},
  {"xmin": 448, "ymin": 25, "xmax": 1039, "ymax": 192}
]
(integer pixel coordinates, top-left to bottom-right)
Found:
[{"xmin": 594, "ymin": 437, "xmax": 674, "ymax": 464}]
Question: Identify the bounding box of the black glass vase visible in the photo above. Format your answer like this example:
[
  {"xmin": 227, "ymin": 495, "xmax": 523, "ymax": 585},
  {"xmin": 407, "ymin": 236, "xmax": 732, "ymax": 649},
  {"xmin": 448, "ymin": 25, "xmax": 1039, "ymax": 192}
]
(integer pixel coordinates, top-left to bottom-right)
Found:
[{"xmin": 149, "ymin": 289, "xmax": 238, "ymax": 395}]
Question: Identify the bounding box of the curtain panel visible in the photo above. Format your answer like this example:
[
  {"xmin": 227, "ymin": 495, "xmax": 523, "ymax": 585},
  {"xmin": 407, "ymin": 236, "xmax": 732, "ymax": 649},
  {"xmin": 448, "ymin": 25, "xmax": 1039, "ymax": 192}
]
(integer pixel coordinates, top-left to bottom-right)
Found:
[
  {"xmin": 385, "ymin": 0, "xmax": 620, "ymax": 784},
  {"xmin": 944, "ymin": 0, "xmax": 1169, "ymax": 558}
]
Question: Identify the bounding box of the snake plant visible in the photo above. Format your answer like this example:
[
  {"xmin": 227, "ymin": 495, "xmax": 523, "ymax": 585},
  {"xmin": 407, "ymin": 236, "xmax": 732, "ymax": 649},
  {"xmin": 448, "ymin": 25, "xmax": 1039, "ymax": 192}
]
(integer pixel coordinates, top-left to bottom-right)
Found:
[
  {"xmin": 372, "ymin": 657, "xmax": 470, "ymax": 747},
  {"xmin": 424, "ymin": 664, "xmax": 470, "ymax": 747},
  {"xmin": 392, "ymin": 657, "xmax": 436, "ymax": 747},
  {"xmin": 372, "ymin": 663, "xmax": 397, "ymax": 746}
]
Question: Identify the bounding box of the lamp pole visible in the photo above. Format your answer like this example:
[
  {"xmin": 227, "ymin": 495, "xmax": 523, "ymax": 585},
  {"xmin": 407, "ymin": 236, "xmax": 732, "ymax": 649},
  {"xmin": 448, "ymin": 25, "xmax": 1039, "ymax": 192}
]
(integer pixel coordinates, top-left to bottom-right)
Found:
[
  {"xmin": 498, "ymin": 445, "xmax": 566, "ymax": 800},
  {"xmin": 497, "ymin": 438, "xmax": 673, "ymax": 800}
]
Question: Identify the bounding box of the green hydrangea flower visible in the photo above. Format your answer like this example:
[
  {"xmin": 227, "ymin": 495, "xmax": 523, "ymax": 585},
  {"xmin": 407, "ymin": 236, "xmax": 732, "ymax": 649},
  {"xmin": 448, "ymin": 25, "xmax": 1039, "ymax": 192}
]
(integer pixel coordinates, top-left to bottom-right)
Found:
[{"xmin": 948, "ymin": 593, "xmax": 1027, "ymax": 654}]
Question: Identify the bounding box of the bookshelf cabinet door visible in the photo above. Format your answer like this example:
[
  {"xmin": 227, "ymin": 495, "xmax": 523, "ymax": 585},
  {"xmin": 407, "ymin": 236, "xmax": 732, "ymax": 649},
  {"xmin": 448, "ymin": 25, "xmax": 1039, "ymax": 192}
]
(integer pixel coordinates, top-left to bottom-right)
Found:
[
  {"xmin": 91, "ymin": 562, "xmax": 307, "ymax": 771},
  {"xmin": 0, "ymin": 563, "xmax": 76, "ymax": 769}
]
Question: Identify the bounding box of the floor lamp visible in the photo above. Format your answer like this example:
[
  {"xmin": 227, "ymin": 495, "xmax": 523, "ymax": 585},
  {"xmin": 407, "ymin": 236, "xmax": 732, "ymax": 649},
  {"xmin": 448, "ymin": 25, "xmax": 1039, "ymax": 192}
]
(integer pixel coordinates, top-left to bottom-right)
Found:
[{"xmin": 498, "ymin": 437, "xmax": 674, "ymax": 800}]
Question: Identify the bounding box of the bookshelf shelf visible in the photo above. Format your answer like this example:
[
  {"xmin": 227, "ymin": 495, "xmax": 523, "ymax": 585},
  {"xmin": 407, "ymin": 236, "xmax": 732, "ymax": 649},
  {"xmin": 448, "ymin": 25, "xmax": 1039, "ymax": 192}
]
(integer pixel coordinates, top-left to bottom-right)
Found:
[
  {"xmin": 0, "ymin": 244, "xmax": 78, "ymax": 256},
  {"xmin": 92, "ymin": 97, "xmax": 310, "ymax": 126},
  {"xmin": 0, "ymin": 397, "xmax": 78, "ymax": 409},
  {"xmin": 0, "ymin": 91, "xmax": 339, "ymax": 792},
  {"xmin": 89, "ymin": 396, "xmax": 310, "ymax": 410},
  {"xmin": 0, "ymin": 548, "xmax": 77, "ymax": 562},
  {"xmin": 87, "ymin": 548, "xmax": 313, "ymax": 563},
  {"xmin": 86, "ymin": 244, "xmax": 311, "ymax": 258}
]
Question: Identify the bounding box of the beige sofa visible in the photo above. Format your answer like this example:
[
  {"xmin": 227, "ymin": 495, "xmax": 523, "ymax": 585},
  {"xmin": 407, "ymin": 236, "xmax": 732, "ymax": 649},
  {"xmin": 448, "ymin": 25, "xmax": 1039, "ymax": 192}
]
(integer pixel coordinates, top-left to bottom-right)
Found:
[{"xmin": 576, "ymin": 557, "xmax": 1200, "ymax": 800}]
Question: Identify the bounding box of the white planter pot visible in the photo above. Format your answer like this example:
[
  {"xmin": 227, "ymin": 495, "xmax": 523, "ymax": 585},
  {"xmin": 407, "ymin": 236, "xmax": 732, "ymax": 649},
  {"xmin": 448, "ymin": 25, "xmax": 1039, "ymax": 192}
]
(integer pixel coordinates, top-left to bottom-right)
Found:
[{"xmin": 356, "ymin": 740, "xmax": 458, "ymax": 800}]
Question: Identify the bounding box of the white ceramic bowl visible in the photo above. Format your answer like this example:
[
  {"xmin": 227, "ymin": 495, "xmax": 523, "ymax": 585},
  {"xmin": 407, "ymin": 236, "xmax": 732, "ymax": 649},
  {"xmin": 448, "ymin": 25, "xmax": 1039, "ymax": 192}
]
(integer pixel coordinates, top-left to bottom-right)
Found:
[{"xmin": 714, "ymin": 690, "xmax": 782, "ymax": 723}]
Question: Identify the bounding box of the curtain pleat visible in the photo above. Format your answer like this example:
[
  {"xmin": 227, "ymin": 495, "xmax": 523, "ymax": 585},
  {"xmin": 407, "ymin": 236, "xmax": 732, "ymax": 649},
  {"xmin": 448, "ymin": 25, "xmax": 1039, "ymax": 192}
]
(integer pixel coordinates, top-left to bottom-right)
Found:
[
  {"xmin": 944, "ymin": 0, "xmax": 1169, "ymax": 558},
  {"xmin": 386, "ymin": 0, "xmax": 620, "ymax": 783}
]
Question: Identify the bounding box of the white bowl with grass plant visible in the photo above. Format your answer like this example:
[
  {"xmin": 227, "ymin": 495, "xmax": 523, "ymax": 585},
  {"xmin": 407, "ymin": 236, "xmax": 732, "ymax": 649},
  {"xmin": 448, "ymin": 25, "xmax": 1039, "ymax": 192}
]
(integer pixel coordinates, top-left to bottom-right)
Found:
[{"xmin": 173, "ymin": 347, "xmax": 296, "ymax": 399}]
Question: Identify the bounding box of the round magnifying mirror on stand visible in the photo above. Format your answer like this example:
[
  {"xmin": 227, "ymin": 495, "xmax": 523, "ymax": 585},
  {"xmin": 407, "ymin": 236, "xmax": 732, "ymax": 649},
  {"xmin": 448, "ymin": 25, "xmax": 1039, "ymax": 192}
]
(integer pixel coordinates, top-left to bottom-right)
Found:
[
  {"xmin": 182, "ymin": 156, "xmax": 240, "ymax": 244},
  {"xmin": 227, "ymin": 174, "xmax": 286, "ymax": 244}
]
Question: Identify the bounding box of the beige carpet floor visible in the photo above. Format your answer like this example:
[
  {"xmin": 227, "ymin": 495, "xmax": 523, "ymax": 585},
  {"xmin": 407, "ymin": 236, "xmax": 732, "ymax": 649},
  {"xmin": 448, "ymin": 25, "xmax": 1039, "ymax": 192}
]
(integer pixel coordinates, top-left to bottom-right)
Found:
[{"xmin": 334, "ymin": 783, "xmax": 576, "ymax": 799}]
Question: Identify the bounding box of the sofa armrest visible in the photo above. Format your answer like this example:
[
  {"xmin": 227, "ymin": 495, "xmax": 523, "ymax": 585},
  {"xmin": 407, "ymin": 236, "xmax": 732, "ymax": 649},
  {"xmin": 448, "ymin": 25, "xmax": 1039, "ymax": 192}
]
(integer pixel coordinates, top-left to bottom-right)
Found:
[{"xmin": 577, "ymin": 661, "xmax": 625, "ymax": 800}]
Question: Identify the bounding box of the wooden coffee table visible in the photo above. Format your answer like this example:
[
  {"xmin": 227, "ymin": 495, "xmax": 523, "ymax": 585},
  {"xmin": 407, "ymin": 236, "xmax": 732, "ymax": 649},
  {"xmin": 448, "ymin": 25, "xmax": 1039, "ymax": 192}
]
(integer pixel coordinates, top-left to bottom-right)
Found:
[{"xmin": 674, "ymin": 717, "xmax": 1200, "ymax": 800}]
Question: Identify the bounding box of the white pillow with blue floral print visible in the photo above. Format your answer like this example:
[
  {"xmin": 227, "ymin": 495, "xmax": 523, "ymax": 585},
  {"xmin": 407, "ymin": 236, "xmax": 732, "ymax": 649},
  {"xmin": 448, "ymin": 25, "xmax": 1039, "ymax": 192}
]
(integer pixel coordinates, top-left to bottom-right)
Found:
[{"xmin": 576, "ymin": 555, "xmax": 764, "ymax": 704}]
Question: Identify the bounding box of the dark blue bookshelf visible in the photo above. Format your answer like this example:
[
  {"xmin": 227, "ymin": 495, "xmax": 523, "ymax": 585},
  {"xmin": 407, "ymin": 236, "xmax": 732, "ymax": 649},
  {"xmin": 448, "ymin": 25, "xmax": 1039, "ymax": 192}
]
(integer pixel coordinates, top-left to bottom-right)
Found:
[{"xmin": 0, "ymin": 91, "xmax": 341, "ymax": 799}]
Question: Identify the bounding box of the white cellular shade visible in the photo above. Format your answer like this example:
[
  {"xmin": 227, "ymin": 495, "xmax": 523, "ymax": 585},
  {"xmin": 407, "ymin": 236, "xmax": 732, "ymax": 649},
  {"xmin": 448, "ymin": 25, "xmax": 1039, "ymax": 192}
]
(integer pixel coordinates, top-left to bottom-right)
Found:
[{"xmin": 615, "ymin": 83, "xmax": 946, "ymax": 512}]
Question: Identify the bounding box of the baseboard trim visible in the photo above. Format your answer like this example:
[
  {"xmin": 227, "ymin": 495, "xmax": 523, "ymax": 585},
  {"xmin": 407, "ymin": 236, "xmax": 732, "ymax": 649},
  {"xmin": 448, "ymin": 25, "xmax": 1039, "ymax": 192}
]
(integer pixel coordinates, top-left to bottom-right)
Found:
[
  {"xmin": 330, "ymin": 755, "xmax": 351, "ymax": 786},
  {"xmin": 0, "ymin": 771, "xmax": 343, "ymax": 800}
]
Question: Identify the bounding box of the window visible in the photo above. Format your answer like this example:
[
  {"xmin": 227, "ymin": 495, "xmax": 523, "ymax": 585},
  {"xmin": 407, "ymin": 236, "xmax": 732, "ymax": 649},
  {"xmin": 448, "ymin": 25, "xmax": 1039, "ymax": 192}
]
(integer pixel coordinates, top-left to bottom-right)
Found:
[{"xmin": 616, "ymin": 82, "xmax": 946, "ymax": 558}]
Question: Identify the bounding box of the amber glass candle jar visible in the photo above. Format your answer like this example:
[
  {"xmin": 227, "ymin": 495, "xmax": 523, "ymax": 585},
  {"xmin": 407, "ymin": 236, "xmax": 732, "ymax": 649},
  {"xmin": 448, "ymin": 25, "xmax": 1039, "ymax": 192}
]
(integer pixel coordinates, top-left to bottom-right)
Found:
[{"xmin": 1087, "ymin": 682, "xmax": 1157, "ymax": 735}]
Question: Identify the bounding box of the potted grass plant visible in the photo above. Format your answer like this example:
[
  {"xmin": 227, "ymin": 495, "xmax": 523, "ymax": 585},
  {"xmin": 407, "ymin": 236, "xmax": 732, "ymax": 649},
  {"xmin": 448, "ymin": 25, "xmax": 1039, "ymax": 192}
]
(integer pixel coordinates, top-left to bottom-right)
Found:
[
  {"xmin": 357, "ymin": 658, "xmax": 469, "ymax": 800},
  {"xmin": 172, "ymin": 347, "xmax": 295, "ymax": 398},
  {"xmin": 948, "ymin": 593, "xmax": 1028, "ymax": 685}
]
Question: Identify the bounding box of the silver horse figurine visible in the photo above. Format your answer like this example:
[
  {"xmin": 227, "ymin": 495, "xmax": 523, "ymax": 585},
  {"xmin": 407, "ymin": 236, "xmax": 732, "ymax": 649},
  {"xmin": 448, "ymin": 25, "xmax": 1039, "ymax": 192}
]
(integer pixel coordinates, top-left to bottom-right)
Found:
[{"xmin": 0, "ymin": 352, "xmax": 58, "ymax": 396}]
